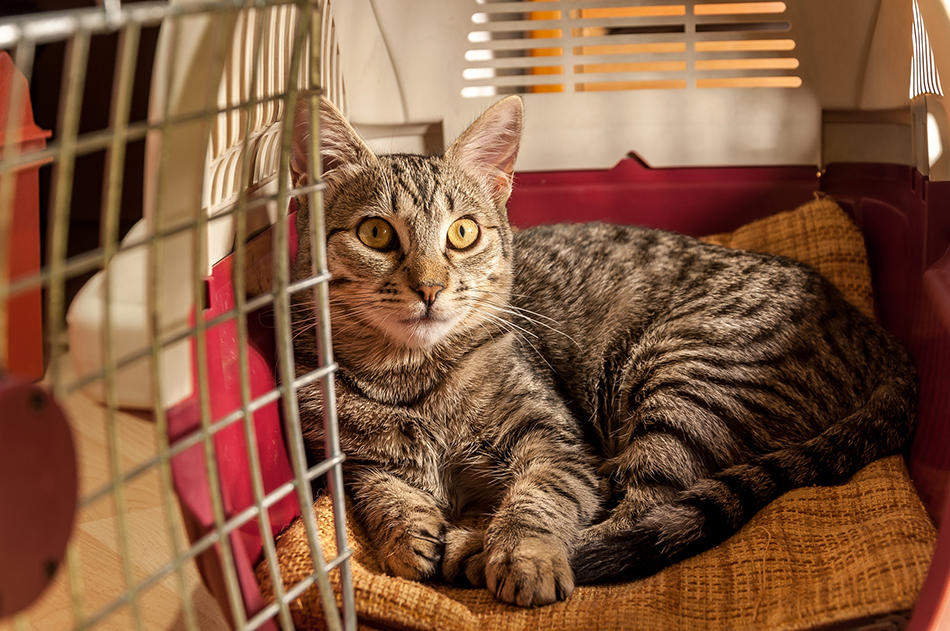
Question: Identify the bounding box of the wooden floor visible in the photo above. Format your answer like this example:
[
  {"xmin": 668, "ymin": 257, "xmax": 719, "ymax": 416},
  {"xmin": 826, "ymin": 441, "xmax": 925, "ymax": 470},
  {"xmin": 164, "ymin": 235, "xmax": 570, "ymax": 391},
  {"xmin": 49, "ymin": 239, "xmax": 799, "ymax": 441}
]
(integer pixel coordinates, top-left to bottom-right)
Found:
[{"xmin": 0, "ymin": 379, "xmax": 231, "ymax": 631}]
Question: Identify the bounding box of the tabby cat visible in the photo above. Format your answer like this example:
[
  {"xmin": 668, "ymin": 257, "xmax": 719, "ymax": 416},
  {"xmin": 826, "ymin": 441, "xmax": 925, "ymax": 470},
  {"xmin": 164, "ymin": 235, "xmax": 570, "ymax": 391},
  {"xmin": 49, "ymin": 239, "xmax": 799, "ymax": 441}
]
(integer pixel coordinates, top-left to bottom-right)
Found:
[{"xmin": 289, "ymin": 95, "xmax": 916, "ymax": 607}]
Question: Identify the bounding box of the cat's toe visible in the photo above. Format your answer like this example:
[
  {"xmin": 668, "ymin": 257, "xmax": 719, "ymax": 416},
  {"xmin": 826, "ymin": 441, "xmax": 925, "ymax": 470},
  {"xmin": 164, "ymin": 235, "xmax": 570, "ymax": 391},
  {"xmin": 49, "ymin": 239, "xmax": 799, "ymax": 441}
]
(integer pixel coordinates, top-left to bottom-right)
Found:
[
  {"xmin": 443, "ymin": 527, "xmax": 487, "ymax": 587},
  {"xmin": 485, "ymin": 537, "xmax": 574, "ymax": 607},
  {"xmin": 379, "ymin": 519, "xmax": 446, "ymax": 581}
]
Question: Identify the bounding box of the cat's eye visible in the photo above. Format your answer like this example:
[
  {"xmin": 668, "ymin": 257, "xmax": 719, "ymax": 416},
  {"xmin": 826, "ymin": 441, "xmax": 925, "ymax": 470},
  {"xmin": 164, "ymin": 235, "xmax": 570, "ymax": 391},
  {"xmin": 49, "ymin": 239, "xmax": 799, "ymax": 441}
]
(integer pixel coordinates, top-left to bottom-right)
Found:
[
  {"xmin": 357, "ymin": 218, "xmax": 396, "ymax": 250},
  {"xmin": 447, "ymin": 218, "xmax": 480, "ymax": 250}
]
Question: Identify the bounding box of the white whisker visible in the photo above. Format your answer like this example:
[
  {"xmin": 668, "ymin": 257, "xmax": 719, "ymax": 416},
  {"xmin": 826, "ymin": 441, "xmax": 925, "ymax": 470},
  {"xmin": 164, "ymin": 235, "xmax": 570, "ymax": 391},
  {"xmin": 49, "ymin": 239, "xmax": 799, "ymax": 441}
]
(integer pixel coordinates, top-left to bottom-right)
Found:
[{"xmin": 468, "ymin": 295, "xmax": 582, "ymax": 350}]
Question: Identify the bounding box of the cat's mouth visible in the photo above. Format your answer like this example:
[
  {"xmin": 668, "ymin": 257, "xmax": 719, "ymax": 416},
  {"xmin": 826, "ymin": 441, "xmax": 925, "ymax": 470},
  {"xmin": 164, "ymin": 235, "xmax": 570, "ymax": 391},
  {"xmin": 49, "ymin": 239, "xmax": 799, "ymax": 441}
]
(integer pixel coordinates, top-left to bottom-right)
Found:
[
  {"xmin": 387, "ymin": 313, "xmax": 458, "ymax": 348},
  {"xmin": 401, "ymin": 315, "xmax": 443, "ymax": 325}
]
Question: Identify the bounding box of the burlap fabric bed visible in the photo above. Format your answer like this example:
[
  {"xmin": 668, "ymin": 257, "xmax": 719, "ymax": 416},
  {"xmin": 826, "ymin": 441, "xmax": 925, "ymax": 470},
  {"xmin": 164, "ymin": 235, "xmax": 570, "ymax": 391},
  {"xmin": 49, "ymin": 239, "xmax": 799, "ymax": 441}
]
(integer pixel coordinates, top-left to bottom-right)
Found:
[{"xmin": 257, "ymin": 197, "xmax": 937, "ymax": 630}]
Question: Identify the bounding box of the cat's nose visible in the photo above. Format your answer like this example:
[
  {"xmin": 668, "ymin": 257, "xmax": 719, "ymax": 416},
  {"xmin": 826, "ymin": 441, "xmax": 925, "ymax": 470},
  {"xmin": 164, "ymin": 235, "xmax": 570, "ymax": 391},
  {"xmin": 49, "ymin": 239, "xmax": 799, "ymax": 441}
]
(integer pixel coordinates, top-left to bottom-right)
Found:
[{"xmin": 416, "ymin": 284, "xmax": 445, "ymax": 308}]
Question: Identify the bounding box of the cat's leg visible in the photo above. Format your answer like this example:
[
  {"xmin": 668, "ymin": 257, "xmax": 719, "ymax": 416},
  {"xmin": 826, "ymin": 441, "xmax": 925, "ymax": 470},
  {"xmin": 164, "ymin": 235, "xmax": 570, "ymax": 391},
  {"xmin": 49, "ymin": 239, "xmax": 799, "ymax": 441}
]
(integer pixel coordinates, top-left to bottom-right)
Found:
[
  {"xmin": 481, "ymin": 428, "xmax": 601, "ymax": 607},
  {"xmin": 586, "ymin": 482, "xmax": 680, "ymax": 538},
  {"xmin": 350, "ymin": 469, "xmax": 447, "ymax": 581},
  {"xmin": 582, "ymin": 393, "xmax": 736, "ymax": 543}
]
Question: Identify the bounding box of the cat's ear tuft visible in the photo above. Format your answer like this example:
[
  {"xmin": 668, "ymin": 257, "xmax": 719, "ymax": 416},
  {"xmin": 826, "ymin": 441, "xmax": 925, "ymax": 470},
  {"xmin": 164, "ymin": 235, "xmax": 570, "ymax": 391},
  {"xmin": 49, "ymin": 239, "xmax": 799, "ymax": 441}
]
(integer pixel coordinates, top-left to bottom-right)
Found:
[
  {"xmin": 291, "ymin": 96, "xmax": 377, "ymax": 187},
  {"xmin": 445, "ymin": 95, "xmax": 523, "ymax": 207}
]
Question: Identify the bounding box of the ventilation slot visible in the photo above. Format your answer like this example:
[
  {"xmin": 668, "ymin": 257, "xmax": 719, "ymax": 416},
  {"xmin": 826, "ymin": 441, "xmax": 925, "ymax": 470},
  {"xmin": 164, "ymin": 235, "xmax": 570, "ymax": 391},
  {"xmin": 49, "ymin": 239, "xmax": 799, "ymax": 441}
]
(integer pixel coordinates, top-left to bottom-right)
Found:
[
  {"xmin": 462, "ymin": 0, "xmax": 801, "ymax": 97},
  {"xmin": 322, "ymin": 0, "xmax": 346, "ymax": 111},
  {"xmin": 207, "ymin": 4, "xmax": 310, "ymax": 211},
  {"xmin": 205, "ymin": 2, "xmax": 343, "ymax": 213},
  {"xmin": 910, "ymin": 0, "xmax": 943, "ymax": 98}
]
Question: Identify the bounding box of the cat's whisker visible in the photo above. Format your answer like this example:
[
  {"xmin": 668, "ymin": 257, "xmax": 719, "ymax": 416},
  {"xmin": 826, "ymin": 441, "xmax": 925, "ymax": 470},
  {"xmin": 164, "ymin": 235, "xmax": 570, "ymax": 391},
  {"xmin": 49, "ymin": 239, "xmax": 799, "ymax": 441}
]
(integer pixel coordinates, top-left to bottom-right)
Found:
[
  {"xmin": 469, "ymin": 297, "xmax": 580, "ymax": 348},
  {"xmin": 475, "ymin": 310, "xmax": 558, "ymax": 374},
  {"xmin": 295, "ymin": 302, "xmax": 377, "ymax": 330},
  {"xmin": 294, "ymin": 300, "xmax": 384, "ymax": 341},
  {"xmin": 471, "ymin": 303, "xmax": 539, "ymax": 340},
  {"xmin": 291, "ymin": 325, "xmax": 319, "ymax": 343},
  {"xmin": 466, "ymin": 289, "xmax": 577, "ymax": 344},
  {"xmin": 474, "ymin": 321, "xmax": 496, "ymax": 343},
  {"xmin": 468, "ymin": 297, "xmax": 569, "ymax": 345},
  {"xmin": 469, "ymin": 289, "xmax": 563, "ymax": 325},
  {"xmin": 326, "ymin": 311, "xmax": 381, "ymax": 337},
  {"xmin": 469, "ymin": 299, "xmax": 579, "ymax": 350},
  {"xmin": 473, "ymin": 313, "xmax": 530, "ymax": 348}
]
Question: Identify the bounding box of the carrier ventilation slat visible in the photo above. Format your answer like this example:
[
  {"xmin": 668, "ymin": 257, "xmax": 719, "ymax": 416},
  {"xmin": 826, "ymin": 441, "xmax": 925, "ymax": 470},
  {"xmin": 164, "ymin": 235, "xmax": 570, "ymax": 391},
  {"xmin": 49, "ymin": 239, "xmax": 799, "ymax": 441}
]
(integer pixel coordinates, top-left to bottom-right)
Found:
[
  {"xmin": 205, "ymin": 2, "xmax": 343, "ymax": 213},
  {"xmin": 911, "ymin": 0, "xmax": 943, "ymax": 98},
  {"xmin": 462, "ymin": 0, "xmax": 801, "ymax": 97}
]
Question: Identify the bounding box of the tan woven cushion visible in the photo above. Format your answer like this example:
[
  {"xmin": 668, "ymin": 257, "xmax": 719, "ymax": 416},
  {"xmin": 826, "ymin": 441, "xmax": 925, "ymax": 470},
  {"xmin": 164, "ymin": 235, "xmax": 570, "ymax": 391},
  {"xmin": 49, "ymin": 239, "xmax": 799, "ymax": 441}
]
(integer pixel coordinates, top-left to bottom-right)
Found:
[
  {"xmin": 701, "ymin": 196, "xmax": 876, "ymax": 320},
  {"xmin": 257, "ymin": 198, "xmax": 936, "ymax": 631}
]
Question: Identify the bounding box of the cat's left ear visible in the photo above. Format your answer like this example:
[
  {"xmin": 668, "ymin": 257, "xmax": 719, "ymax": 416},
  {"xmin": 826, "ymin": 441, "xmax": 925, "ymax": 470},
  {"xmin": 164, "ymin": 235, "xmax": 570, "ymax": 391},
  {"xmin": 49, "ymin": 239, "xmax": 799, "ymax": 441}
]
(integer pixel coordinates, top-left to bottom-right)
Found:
[{"xmin": 445, "ymin": 95, "xmax": 523, "ymax": 207}]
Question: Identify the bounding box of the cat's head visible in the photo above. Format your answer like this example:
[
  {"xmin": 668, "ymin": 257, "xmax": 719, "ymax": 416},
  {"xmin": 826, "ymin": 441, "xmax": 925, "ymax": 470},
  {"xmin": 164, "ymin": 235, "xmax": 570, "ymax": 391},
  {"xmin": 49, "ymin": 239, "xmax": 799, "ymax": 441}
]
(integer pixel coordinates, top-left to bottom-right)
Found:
[{"xmin": 290, "ymin": 96, "xmax": 524, "ymax": 353}]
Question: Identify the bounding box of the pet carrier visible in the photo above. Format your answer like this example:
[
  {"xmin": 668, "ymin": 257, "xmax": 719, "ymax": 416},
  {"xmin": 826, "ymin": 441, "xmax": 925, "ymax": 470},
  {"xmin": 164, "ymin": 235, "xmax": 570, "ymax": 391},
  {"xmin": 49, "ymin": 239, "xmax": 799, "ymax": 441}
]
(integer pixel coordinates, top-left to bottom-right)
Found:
[{"xmin": 1, "ymin": 0, "xmax": 950, "ymax": 630}]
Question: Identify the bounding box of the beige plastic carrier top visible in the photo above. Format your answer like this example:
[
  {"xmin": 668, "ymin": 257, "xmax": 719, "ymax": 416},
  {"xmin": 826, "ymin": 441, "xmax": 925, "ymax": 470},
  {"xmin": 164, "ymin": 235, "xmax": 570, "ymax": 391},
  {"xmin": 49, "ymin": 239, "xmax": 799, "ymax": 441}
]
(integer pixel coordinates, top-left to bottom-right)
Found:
[{"xmin": 67, "ymin": 0, "xmax": 950, "ymax": 412}]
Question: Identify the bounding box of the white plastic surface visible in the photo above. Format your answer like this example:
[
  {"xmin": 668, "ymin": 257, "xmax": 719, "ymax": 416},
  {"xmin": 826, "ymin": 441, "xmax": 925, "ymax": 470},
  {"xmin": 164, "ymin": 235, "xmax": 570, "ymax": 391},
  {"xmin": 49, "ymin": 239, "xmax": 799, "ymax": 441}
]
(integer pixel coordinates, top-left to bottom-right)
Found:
[
  {"xmin": 66, "ymin": 220, "xmax": 157, "ymax": 409},
  {"xmin": 328, "ymin": 0, "xmax": 950, "ymax": 173}
]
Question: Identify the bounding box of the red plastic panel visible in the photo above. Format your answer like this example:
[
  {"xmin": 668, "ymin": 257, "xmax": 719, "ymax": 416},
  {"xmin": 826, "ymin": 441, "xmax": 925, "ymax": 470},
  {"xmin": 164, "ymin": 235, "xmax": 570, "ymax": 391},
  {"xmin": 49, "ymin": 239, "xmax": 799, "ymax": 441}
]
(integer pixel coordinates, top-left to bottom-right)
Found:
[
  {"xmin": 908, "ymin": 254, "xmax": 950, "ymax": 521},
  {"xmin": 167, "ymin": 251, "xmax": 298, "ymax": 629},
  {"xmin": 508, "ymin": 155, "xmax": 821, "ymax": 236},
  {"xmin": 167, "ymin": 202, "xmax": 304, "ymax": 626},
  {"xmin": 823, "ymin": 164, "xmax": 950, "ymax": 520},
  {"xmin": 908, "ymin": 482, "xmax": 950, "ymax": 631}
]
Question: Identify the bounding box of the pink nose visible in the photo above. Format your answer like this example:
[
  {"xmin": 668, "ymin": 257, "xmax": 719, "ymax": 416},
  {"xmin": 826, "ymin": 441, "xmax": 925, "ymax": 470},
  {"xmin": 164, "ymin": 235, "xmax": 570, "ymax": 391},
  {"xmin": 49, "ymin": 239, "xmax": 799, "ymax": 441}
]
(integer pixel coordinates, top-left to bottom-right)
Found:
[{"xmin": 416, "ymin": 284, "xmax": 444, "ymax": 307}]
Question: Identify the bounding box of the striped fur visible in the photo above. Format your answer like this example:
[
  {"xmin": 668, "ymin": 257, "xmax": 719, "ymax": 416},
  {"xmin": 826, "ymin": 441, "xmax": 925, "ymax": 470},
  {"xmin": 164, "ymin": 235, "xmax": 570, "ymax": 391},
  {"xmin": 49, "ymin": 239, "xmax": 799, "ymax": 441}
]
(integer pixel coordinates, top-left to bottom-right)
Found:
[{"xmin": 290, "ymin": 96, "xmax": 917, "ymax": 606}]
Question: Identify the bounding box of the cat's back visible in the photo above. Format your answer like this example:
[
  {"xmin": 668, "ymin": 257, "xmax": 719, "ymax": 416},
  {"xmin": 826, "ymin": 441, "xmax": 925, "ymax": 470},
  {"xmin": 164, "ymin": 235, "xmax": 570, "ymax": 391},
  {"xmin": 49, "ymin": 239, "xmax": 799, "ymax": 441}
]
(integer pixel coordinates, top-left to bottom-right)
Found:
[
  {"xmin": 508, "ymin": 222, "xmax": 900, "ymax": 428},
  {"xmin": 510, "ymin": 221, "xmax": 821, "ymax": 339},
  {"xmin": 511, "ymin": 223, "xmax": 686, "ymax": 332}
]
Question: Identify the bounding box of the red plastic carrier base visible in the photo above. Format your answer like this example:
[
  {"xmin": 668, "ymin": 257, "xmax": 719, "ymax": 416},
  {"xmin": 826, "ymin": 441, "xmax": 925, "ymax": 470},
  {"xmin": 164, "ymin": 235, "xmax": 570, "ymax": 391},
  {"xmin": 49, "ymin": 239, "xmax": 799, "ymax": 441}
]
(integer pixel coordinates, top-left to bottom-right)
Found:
[{"xmin": 167, "ymin": 159, "xmax": 950, "ymax": 629}]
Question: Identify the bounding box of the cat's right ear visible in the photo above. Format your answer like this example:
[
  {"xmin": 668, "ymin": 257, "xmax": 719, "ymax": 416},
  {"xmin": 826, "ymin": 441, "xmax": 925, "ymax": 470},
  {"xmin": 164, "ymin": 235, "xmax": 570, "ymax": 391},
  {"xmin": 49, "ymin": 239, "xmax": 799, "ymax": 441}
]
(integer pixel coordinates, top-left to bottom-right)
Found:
[{"xmin": 291, "ymin": 96, "xmax": 377, "ymax": 187}]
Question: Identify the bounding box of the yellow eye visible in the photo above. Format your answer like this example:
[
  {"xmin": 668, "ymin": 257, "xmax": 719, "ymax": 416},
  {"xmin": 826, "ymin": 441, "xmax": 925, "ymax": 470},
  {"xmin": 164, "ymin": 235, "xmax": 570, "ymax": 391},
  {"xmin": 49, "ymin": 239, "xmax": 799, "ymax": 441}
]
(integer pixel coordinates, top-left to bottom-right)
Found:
[
  {"xmin": 447, "ymin": 218, "xmax": 479, "ymax": 250},
  {"xmin": 358, "ymin": 218, "xmax": 396, "ymax": 250}
]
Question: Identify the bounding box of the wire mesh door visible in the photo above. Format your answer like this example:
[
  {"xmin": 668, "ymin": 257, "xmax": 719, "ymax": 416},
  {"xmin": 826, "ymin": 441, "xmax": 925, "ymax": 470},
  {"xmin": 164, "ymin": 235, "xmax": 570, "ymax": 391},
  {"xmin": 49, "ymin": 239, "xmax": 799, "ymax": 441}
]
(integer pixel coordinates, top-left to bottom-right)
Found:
[{"xmin": 0, "ymin": 1, "xmax": 355, "ymax": 629}]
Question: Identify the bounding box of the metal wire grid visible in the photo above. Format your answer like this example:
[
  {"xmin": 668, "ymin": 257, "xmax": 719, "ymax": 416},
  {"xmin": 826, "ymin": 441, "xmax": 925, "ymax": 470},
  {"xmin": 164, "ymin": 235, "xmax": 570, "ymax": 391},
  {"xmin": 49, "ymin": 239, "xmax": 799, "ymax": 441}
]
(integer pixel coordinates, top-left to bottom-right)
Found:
[{"xmin": 0, "ymin": 1, "xmax": 355, "ymax": 630}]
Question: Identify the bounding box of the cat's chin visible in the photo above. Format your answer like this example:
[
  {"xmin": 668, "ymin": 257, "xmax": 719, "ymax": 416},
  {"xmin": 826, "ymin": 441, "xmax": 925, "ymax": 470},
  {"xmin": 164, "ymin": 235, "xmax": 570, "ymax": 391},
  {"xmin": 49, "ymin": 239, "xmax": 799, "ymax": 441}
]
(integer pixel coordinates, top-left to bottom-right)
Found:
[{"xmin": 383, "ymin": 316, "xmax": 459, "ymax": 350}]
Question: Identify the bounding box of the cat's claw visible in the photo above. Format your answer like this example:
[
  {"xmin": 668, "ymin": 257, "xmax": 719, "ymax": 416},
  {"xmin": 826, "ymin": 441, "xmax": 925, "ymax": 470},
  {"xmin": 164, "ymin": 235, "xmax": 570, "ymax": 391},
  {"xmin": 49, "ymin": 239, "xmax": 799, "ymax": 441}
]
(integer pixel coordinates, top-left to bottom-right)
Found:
[{"xmin": 485, "ymin": 537, "xmax": 574, "ymax": 607}]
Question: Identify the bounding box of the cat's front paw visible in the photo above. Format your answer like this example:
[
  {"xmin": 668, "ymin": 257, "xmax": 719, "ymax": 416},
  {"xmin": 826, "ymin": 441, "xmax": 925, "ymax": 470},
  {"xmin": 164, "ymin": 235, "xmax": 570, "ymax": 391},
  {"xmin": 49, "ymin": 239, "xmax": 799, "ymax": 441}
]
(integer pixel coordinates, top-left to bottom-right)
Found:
[
  {"xmin": 377, "ymin": 514, "xmax": 447, "ymax": 581},
  {"xmin": 485, "ymin": 536, "xmax": 574, "ymax": 607},
  {"xmin": 443, "ymin": 527, "xmax": 487, "ymax": 587}
]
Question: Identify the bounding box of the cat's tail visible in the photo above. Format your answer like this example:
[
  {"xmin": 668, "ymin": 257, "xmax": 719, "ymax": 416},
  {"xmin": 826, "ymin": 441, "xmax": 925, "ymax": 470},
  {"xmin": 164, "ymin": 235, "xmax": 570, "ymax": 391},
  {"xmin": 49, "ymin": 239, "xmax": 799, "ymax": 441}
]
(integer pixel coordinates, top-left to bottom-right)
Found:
[{"xmin": 571, "ymin": 370, "xmax": 917, "ymax": 585}]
